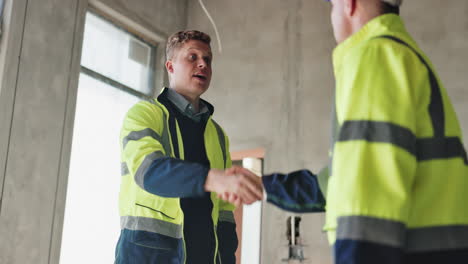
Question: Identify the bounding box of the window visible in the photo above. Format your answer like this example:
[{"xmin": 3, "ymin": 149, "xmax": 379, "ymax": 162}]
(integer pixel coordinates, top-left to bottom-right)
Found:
[
  {"xmin": 60, "ymin": 12, "xmax": 158, "ymax": 264},
  {"xmin": 80, "ymin": 12, "xmax": 156, "ymax": 97}
]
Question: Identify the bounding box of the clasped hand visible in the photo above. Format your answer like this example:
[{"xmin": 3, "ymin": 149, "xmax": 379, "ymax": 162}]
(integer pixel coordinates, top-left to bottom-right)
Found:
[{"xmin": 205, "ymin": 166, "xmax": 263, "ymax": 207}]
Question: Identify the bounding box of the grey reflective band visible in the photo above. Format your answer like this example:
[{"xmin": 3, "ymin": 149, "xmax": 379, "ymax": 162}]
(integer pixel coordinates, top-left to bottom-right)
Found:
[
  {"xmin": 338, "ymin": 120, "xmax": 468, "ymax": 164},
  {"xmin": 417, "ymin": 137, "xmax": 468, "ymax": 164},
  {"xmin": 123, "ymin": 128, "xmax": 163, "ymax": 149},
  {"xmin": 337, "ymin": 216, "xmax": 406, "ymax": 248},
  {"xmin": 121, "ymin": 215, "xmax": 183, "ymax": 239},
  {"xmin": 337, "ymin": 216, "xmax": 468, "ymax": 252},
  {"xmin": 134, "ymin": 151, "xmax": 165, "ymax": 189},
  {"xmin": 121, "ymin": 162, "xmax": 129, "ymax": 176},
  {"xmin": 153, "ymin": 102, "xmax": 174, "ymax": 157},
  {"xmin": 123, "ymin": 101, "xmax": 173, "ymax": 157},
  {"xmin": 339, "ymin": 121, "xmax": 415, "ymax": 156},
  {"xmin": 407, "ymin": 225, "xmax": 468, "ymax": 252},
  {"xmin": 378, "ymin": 35, "xmax": 445, "ymax": 139},
  {"xmin": 212, "ymin": 120, "xmax": 227, "ymax": 168},
  {"xmin": 218, "ymin": 210, "xmax": 235, "ymax": 224}
]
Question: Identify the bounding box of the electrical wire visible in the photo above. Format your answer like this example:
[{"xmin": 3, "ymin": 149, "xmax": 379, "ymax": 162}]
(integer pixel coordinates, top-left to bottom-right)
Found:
[{"xmin": 198, "ymin": 0, "xmax": 222, "ymax": 53}]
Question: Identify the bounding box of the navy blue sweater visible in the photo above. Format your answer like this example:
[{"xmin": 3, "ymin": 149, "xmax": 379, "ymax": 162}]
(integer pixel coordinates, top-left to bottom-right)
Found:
[
  {"xmin": 139, "ymin": 96, "xmax": 216, "ymax": 263},
  {"xmin": 164, "ymin": 99, "xmax": 216, "ymax": 264}
]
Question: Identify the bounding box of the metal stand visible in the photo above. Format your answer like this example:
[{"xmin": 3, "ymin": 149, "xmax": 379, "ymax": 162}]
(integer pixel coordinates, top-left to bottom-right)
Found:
[{"xmin": 282, "ymin": 215, "xmax": 306, "ymax": 263}]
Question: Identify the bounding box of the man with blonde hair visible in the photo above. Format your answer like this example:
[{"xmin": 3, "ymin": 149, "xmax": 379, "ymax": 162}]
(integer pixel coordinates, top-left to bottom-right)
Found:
[{"xmin": 115, "ymin": 30, "xmax": 262, "ymax": 264}]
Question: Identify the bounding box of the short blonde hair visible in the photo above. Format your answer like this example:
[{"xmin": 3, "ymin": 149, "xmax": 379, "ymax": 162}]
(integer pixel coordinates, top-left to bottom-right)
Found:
[{"xmin": 166, "ymin": 30, "xmax": 211, "ymax": 60}]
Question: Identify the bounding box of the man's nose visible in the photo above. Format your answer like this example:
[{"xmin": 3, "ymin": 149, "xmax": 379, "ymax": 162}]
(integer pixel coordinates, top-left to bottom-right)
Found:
[{"xmin": 198, "ymin": 60, "xmax": 207, "ymax": 68}]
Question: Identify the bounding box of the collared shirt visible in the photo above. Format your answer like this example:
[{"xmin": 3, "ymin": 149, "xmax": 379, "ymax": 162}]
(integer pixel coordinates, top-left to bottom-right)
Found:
[{"xmin": 165, "ymin": 88, "xmax": 210, "ymax": 123}]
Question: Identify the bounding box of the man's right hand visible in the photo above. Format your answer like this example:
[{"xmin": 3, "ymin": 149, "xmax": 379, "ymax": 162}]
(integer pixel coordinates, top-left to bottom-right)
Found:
[{"xmin": 205, "ymin": 166, "xmax": 263, "ymax": 207}]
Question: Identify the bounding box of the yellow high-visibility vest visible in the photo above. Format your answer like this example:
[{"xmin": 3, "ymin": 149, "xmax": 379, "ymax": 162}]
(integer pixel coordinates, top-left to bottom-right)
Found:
[
  {"xmin": 325, "ymin": 14, "xmax": 468, "ymax": 253},
  {"xmin": 119, "ymin": 88, "xmax": 234, "ymax": 263}
]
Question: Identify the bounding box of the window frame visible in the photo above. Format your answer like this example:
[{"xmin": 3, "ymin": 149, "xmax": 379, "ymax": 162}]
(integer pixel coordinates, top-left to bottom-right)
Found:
[
  {"xmin": 80, "ymin": 10, "xmax": 161, "ymax": 100},
  {"xmin": 54, "ymin": 4, "xmax": 169, "ymax": 263}
]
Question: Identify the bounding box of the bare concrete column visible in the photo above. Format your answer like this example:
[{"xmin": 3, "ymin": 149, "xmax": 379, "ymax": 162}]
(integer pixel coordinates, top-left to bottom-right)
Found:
[
  {"xmin": 0, "ymin": 0, "xmax": 86, "ymax": 263},
  {"xmin": 0, "ymin": 0, "xmax": 28, "ymax": 218},
  {"xmin": 0, "ymin": 0, "xmax": 189, "ymax": 262}
]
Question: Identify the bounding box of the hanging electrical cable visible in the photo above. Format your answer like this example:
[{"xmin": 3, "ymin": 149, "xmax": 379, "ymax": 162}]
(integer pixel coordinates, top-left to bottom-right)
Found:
[{"xmin": 198, "ymin": 0, "xmax": 222, "ymax": 53}]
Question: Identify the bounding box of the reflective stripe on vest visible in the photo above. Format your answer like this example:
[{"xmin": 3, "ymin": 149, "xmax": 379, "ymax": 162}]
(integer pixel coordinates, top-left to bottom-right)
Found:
[
  {"xmin": 331, "ymin": 35, "xmax": 468, "ymax": 251},
  {"xmin": 134, "ymin": 151, "xmax": 165, "ymax": 189},
  {"xmin": 337, "ymin": 36, "xmax": 467, "ymax": 165},
  {"xmin": 123, "ymin": 128, "xmax": 163, "ymax": 149},
  {"xmin": 338, "ymin": 121, "xmax": 468, "ymax": 164},
  {"xmin": 121, "ymin": 162, "xmax": 129, "ymax": 176},
  {"xmin": 122, "ymin": 126, "xmax": 172, "ymax": 158},
  {"xmin": 337, "ymin": 216, "xmax": 468, "ymax": 252},
  {"xmin": 121, "ymin": 215, "xmax": 183, "ymax": 239},
  {"xmin": 218, "ymin": 210, "xmax": 235, "ymax": 224}
]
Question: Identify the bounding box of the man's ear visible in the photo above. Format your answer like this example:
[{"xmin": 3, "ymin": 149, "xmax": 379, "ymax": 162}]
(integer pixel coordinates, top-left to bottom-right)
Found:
[
  {"xmin": 165, "ymin": 60, "xmax": 174, "ymax": 74},
  {"xmin": 344, "ymin": 0, "xmax": 357, "ymax": 16}
]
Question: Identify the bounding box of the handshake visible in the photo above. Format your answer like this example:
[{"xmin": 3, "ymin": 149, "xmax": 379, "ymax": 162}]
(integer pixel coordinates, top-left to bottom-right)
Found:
[{"xmin": 205, "ymin": 166, "xmax": 264, "ymax": 207}]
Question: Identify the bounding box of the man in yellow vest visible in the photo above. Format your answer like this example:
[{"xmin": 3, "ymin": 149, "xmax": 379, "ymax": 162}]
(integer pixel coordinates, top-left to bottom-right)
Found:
[
  {"xmin": 115, "ymin": 30, "xmax": 262, "ymax": 264},
  {"xmin": 224, "ymin": 0, "xmax": 468, "ymax": 263}
]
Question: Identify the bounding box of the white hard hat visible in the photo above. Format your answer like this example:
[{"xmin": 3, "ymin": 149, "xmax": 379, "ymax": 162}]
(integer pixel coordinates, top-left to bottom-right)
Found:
[{"xmin": 382, "ymin": 0, "xmax": 403, "ymax": 6}]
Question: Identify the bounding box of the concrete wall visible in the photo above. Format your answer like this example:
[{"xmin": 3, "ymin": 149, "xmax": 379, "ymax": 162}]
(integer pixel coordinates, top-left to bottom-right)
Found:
[
  {"xmin": 91, "ymin": 0, "xmax": 187, "ymax": 39},
  {"xmin": 0, "ymin": 0, "xmax": 186, "ymax": 263},
  {"xmin": 188, "ymin": 0, "xmax": 334, "ymax": 263},
  {"xmin": 0, "ymin": 0, "xmax": 466, "ymax": 263},
  {"xmin": 187, "ymin": 0, "xmax": 468, "ymax": 263},
  {"xmin": 0, "ymin": 0, "xmax": 87, "ymax": 263}
]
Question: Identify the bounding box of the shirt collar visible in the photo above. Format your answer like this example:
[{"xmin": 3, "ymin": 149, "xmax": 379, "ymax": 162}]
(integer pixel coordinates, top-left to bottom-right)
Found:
[{"xmin": 165, "ymin": 87, "xmax": 210, "ymax": 121}]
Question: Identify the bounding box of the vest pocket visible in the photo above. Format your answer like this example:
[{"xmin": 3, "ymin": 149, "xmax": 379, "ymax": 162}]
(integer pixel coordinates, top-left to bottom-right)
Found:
[
  {"xmin": 135, "ymin": 203, "xmax": 176, "ymax": 220},
  {"xmin": 135, "ymin": 192, "xmax": 180, "ymax": 222}
]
